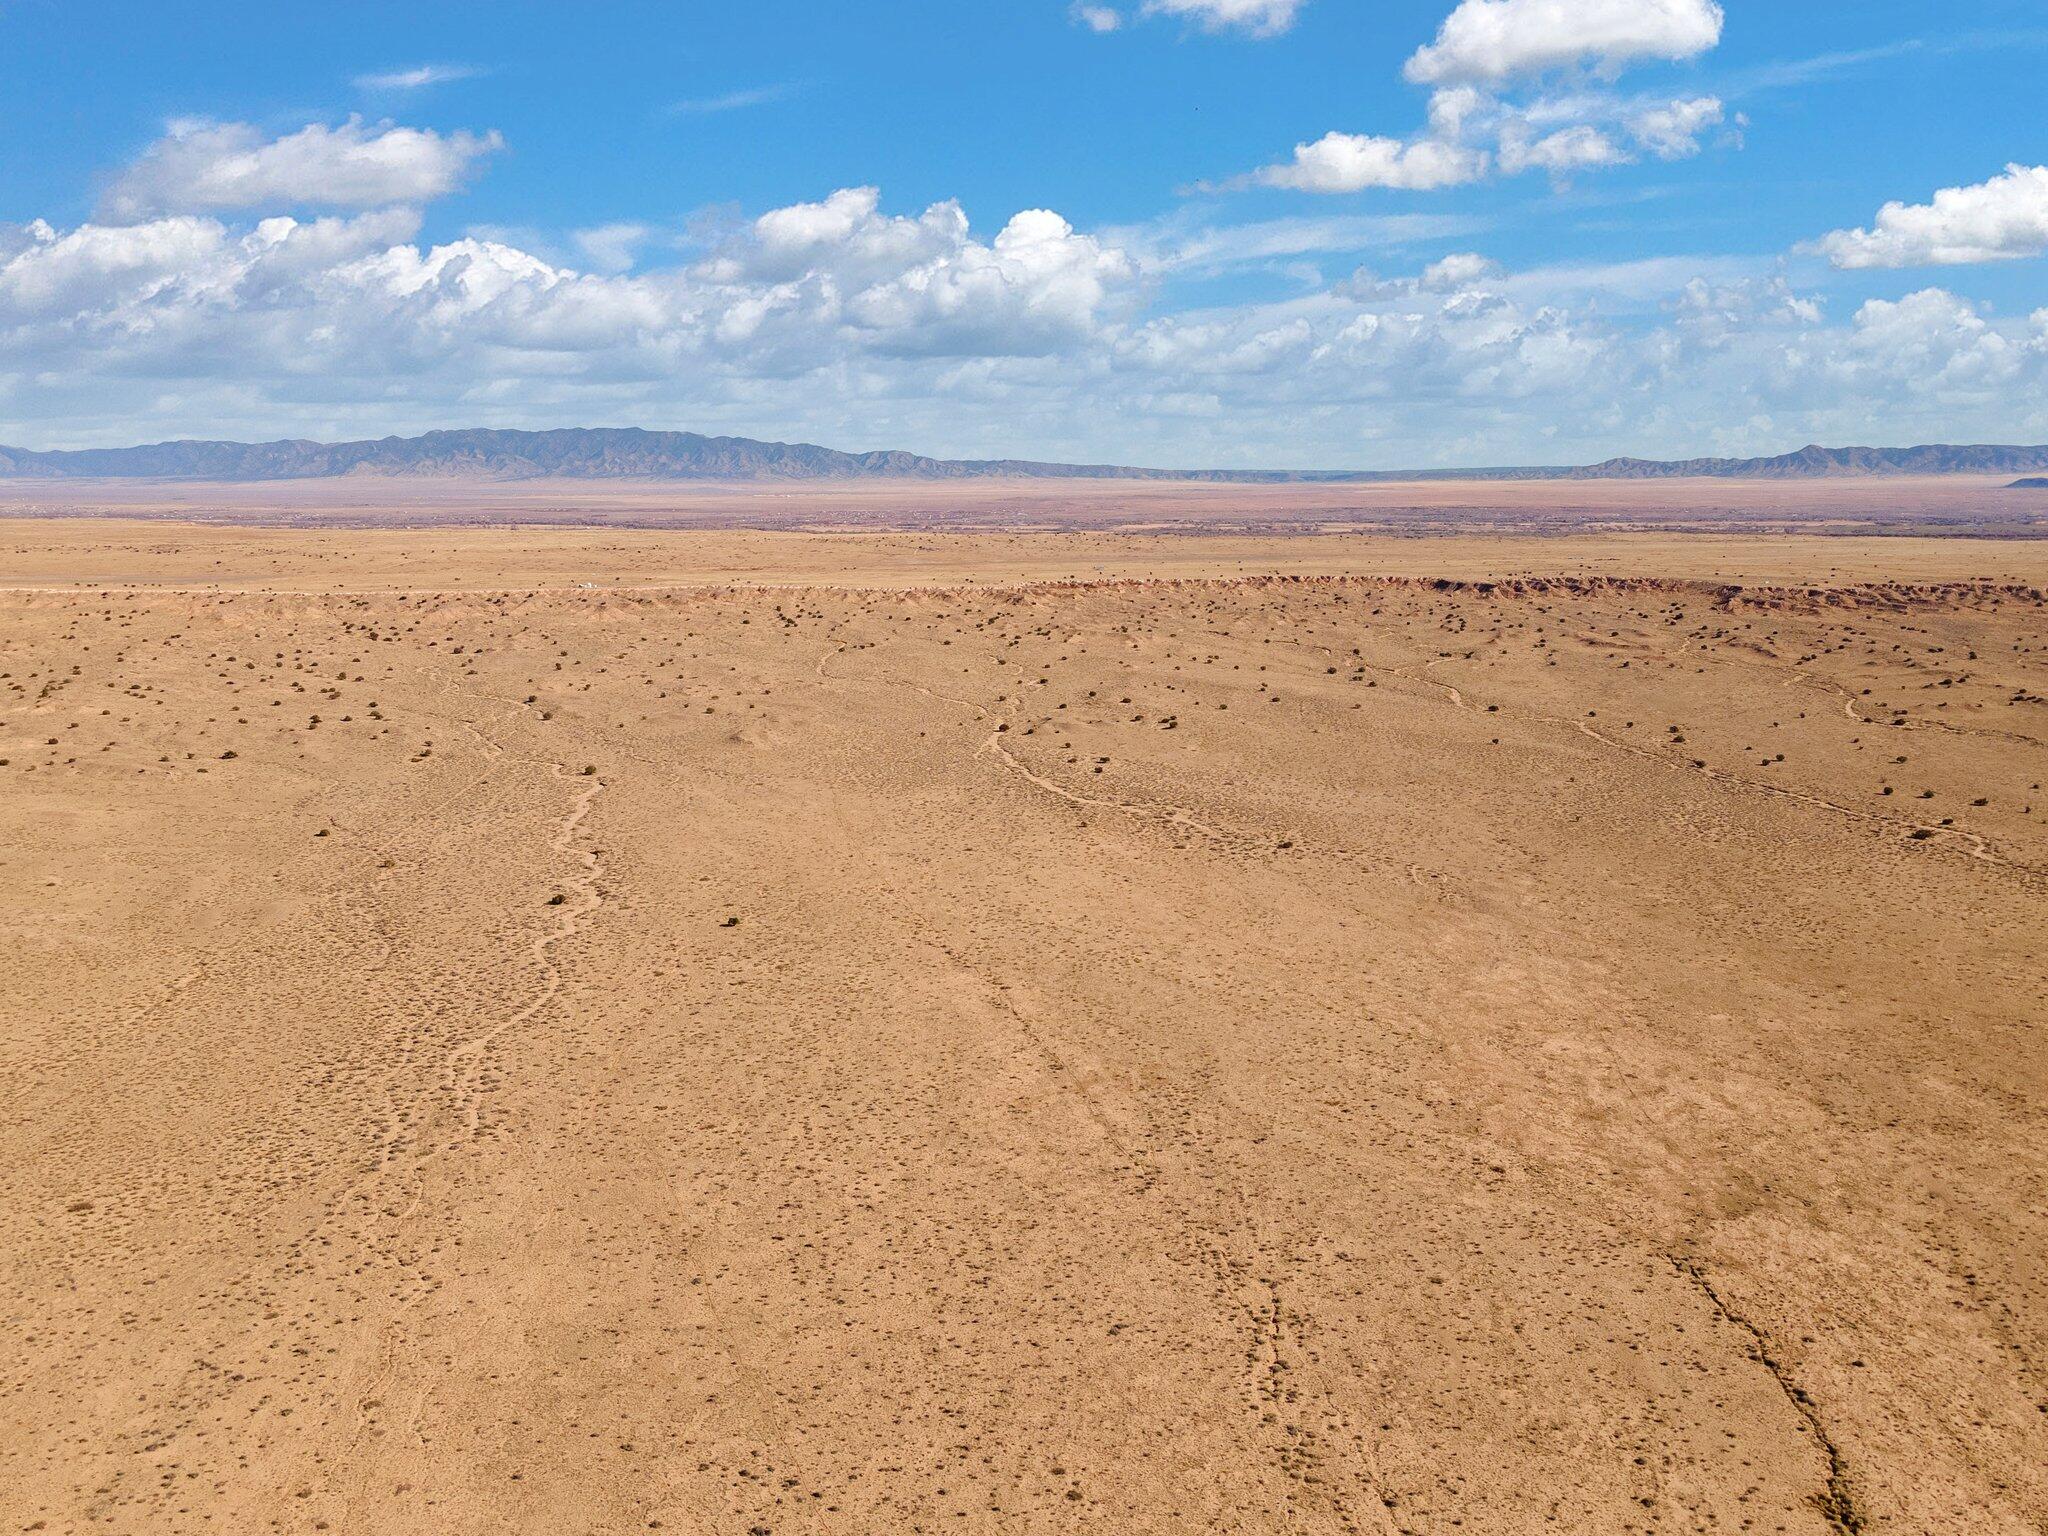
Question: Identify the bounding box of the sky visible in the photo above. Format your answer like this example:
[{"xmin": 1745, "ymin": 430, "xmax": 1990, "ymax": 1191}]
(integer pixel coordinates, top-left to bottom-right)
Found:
[{"xmin": 1, "ymin": 0, "xmax": 2046, "ymax": 468}]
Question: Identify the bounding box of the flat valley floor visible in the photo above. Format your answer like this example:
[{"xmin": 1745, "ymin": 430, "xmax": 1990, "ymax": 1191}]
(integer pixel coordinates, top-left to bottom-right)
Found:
[{"xmin": 4, "ymin": 520, "xmax": 2045, "ymax": 1535}]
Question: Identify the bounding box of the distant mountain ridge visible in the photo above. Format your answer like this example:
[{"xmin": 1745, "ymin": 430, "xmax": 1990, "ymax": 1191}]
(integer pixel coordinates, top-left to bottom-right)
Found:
[
  {"xmin": 0, "ymin": 428, "xmax": 1320, "ymax": 484},
  {"xmin": 2, "ymin": 427, "xmax": 2046, "ymax": 483},
  {"xmin": 1570, "ymin": 444, "xmax": 2048, "ymax": 479}
]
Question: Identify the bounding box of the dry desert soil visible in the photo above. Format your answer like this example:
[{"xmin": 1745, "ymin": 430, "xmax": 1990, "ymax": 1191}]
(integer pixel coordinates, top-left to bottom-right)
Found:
[{"xmin": 3, "ymin": 517, "xmax": 2046, "ymax": 1535}]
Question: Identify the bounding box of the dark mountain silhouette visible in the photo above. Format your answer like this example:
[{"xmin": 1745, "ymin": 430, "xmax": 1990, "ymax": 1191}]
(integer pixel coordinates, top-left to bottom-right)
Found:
[{"xmin": 2, "ymin": 427, "xmax": 2046, "ymax": 483}]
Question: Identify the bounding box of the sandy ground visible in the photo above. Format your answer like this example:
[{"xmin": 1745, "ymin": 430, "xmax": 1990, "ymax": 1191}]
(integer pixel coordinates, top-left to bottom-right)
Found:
[
  {"xmin": 3, "ymin": 471, "xmax": 2045, "ymax": 537},
  {"xmin": 3, "ymin": 521, "xmax": 2045, "ymax": 1535},
  {"xmin": 8, "ymin": 518, "xmax": 2048, "ymax": 592}
]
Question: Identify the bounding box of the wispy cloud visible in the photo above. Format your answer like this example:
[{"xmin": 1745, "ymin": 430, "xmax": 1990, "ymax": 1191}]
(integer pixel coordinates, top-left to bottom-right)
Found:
[
  {"xmin": 1072, "ymin": 0, "xmax": 1301, "ymax": 37},
  {"xmin": 1721, "ymin": 41, "xmax": 1923, "ymax": 95},
  {"xmin": 1492, "ymin": 253, "xmax": 1768, "ymax": 305},
  {"xmin": 1105, "ymin": 210, "xmax": 1490, "ymax": 276},
  {"xmin": 670, "ymin": 84, "xmax": 798, "ymax": 116},
  {"xmin": 1145, "ymin": 0, "xmax": 1303, "ymax": 38},
  {"xmin": 1932, "ymin": 27, "xmax": 2048, "ymax": 55},
  {"xmin": 1722, "ymin": 28, "xmax": 2048, "ymax": 98},
  {"xmin": 354, "ymin": 63, "xmax": 484, "ymax": 92}
]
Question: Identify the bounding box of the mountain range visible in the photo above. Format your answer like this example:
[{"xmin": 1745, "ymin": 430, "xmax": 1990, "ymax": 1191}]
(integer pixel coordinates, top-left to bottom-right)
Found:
[{"xmin": 3, "ymin": 427, "xmax": 2048, "ymax": 483}]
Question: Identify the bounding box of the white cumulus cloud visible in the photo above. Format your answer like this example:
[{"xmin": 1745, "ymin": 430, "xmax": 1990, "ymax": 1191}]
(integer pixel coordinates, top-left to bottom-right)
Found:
[
  {"xmin": 1218, "ymin": 0, "xmax": 1728, "ymax": 197},
  {"xmin": 1420, "ymin": 252, "xmax": 1502, "ymax": 289},
  {"xmin": 1626, "ymin": 95, "xmax": 1723, "ymax": 158},
  {"xmin": 100, "ymin": 118, "xmax": 503, "ymax": 222},
  {"xmin": 1497, "ymin": 123, "xmax": 1629, "ymax": 177},
  {"xmin": 1243, "ymin": 131, "xmax": 1489, "ymax": 193},
  {"xmin": 841, "ymin": 207, "xmax": 1138, "ymax": 357},
  {"xmin": 1406, "ymin": 0, "xmax": 1724, "ymax": 85},
  {"xmin": 1839, "ymin": 287, "xmax": 2026, "ymax": 391},
  {"xmin": 1817, "ymin": 164, "xmax": 2048, "ymax": 269}
]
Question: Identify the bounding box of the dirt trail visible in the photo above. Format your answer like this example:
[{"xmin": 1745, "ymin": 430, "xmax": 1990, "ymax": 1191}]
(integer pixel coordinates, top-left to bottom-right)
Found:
[{"xmin": 444, "ymin": 762, "xmax": 607, "ymax": 1135}]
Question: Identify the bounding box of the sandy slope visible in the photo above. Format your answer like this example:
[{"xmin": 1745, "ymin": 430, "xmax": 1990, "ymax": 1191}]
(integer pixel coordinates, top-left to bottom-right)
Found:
[{"xmin": 3, "ymin": 526, "xmax": 2044, "ymax": 1535}]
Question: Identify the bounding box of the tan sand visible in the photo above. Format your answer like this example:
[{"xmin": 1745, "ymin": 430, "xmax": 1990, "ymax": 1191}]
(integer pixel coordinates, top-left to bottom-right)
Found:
[
  {"xmin": 1, "ymin": 470, "xmax": 2043, "ymax": 538},
  {"xmin": 3, "ymin": 519, "xmax": 2043, "ymax": 1535}
]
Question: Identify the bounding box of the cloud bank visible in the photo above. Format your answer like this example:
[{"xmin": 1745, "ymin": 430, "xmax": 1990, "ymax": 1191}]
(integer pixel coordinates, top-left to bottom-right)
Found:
[{"xmin": 8, "ymin": 146, "xmax": 2047, "ymax": 466}]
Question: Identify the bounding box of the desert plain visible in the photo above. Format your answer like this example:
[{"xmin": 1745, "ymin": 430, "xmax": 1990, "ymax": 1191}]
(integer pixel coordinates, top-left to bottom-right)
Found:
[{"xmin": 3, "ymin": 496, "xmax": 2046, "ymax": 1536}]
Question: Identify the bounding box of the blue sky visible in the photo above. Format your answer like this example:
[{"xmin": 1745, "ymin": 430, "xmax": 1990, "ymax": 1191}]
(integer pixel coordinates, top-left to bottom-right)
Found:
[{"xmin": 2, "ymin": 0, "xmax": 2046, "ymax": 466}]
